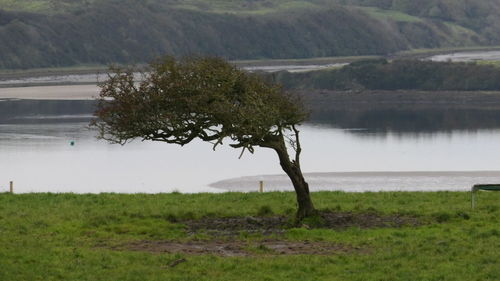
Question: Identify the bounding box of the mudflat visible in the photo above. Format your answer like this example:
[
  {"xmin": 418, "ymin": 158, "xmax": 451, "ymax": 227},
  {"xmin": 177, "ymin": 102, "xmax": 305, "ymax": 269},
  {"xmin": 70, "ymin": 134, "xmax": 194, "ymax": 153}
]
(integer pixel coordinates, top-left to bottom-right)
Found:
[{"xmin": 0, "ymin": 84, "xmax": 99, "ymax": 100}]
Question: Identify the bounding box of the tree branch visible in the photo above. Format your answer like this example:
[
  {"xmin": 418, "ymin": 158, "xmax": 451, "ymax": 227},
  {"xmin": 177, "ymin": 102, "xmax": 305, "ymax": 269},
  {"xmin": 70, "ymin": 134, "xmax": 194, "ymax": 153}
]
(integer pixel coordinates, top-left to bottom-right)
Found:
[{"xmin": 292, "ymin": 125, "xmax": 301, "ymax": 167}]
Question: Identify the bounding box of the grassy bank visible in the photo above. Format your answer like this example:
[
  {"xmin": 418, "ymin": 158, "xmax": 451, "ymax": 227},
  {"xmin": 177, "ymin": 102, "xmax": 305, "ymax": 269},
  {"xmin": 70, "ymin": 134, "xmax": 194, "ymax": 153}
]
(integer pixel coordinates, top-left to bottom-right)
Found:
[
  {"xmin": 2, "ymin": 45, "xmax": 500, "ymax": 81},
  {"xmin": 0, "ymin": 56, "xmax": 367, "ymax": 80},
  {"xmin": 0, "ymin": 191, "xmax": 499, "ymax": 280}
]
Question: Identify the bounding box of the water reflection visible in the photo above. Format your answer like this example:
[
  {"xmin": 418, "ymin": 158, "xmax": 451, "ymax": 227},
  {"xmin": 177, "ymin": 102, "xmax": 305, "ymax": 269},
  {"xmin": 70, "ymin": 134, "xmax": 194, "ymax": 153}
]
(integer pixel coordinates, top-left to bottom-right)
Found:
[
  {"xmin": 3, "ymin": 98, "xmax": 500, "ymax": 133},
  {"xmin": 303, "ymin": 90, "xmax": 500, "ymax": 133},
  {"xmin": 0, "ymin": 99, "xmax": 96, "ymax": 124}
]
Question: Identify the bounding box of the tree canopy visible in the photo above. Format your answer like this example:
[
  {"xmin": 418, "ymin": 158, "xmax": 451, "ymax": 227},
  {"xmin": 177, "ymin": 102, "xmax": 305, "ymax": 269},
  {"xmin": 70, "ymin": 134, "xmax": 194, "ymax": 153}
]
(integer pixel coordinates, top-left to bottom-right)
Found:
[{"xmin": 93, "ymin": 56, "xmax": 316, "ymax": 218}]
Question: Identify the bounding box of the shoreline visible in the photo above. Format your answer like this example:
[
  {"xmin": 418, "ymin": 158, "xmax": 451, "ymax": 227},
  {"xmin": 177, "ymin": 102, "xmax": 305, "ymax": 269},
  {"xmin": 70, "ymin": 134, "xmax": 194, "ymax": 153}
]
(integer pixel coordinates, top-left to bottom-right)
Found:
[
  {"xmin": 0, "ymin": 84, "xmax": 99, "ymax": 100},
  {"xmin": 210, "ymin": 170, "xmax": 500, "ymax": 193},
  {"xmin": 2, "ymin": 46, "xmax": 500, "ymax": 81}
]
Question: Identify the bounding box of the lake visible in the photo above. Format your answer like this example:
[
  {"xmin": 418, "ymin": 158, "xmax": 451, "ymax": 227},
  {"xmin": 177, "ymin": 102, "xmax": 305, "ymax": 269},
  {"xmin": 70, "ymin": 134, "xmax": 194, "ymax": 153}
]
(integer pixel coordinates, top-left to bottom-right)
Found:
[{"xmin": 2, "ymin": 119, "xmax": 500, "ymax": 193}]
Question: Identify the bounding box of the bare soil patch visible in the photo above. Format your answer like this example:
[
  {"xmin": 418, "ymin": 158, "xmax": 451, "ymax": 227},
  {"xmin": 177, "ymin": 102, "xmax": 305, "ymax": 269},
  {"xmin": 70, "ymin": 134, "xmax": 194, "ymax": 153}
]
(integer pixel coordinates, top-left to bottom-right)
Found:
[
  {"xmin": 185, "ymin": 215, "xmax": 288, "ymax": 236},
  {"xmin": 126, "ymin": 239, "xmax": 357, "ymax": 257},
  {"xmin": 119, "ymin": 212, "xmax": 417, "ymax": 256},
  {"xmin": 317, "ymin": 211, "xmax": 420, "ymax": 229},
  {"xmin": 183, "ymin": 211, "xmax": 420, "ymax": 236}
]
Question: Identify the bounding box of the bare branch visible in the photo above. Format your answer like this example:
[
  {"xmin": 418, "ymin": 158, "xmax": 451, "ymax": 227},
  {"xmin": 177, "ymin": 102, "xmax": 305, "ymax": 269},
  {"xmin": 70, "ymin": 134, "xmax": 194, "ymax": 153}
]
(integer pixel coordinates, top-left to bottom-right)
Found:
[
  {"xmin": 212, "ymin": 138, "xmax": 224, "ymax": 151},
  {"xmin": 292, "ymin": 125, "xmax": 302, "ymax": 166},
  {"xmin": 238, "ymin": 147, "xmax": 246, "ymax": 159}
]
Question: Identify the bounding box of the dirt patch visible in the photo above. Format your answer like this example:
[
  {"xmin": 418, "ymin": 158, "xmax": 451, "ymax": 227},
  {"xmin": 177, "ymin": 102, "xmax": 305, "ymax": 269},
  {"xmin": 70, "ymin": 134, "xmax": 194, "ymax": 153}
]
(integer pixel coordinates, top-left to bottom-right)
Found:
[
  {"xmin": 118, "ymin": 212, "xmax": 417, "ymax": 256},
  {"xmin": 126, "ymin": 239, "xmax": 357, "ymax": 257},
  {"xmin": 185, "ymin": 216, "xmax": 289, "ymax": 236},
  {"xmin": 184, "ymin": 211, "xmax": 420, "ymax": 236},
  {"xmin": 317, "ymin": 211, "xmax": 420, "ymax": 229}
]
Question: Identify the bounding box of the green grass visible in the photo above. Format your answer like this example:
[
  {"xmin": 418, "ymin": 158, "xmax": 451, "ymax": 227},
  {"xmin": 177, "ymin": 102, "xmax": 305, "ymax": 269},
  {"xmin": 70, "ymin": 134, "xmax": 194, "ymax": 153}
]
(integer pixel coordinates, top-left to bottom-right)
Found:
[
  {"xmin": 0, "ymin": 0, "xmax": 325, "ymax": 14},
  {"xmin": 355, "ymin": 6, "xmax": 422, "ymax": 23},
  {"xmin": 0, "ymin": 0, "xmax": 51, "ymax": 12},
  {"xmin": 477, "ymin": 60, "xmax": 500, "ymax": 67},
  {"xmin": 1, "ymin": 191, "xmax": 499, "ymax": 280},
  {"xmin": 0, "ymin": 0, "xmax": 103, "ymax": 13},
  {"xmin": 173, "ymin": 0, "xmax": 322, "ymax": 15}
]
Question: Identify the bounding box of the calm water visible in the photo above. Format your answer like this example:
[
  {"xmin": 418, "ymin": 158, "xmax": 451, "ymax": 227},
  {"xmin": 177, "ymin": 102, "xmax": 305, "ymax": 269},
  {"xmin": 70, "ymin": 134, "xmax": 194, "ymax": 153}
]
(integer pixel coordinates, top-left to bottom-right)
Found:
[{"xmin": 2, "ymin": 121, "xmax": 500, "ymax": 193}]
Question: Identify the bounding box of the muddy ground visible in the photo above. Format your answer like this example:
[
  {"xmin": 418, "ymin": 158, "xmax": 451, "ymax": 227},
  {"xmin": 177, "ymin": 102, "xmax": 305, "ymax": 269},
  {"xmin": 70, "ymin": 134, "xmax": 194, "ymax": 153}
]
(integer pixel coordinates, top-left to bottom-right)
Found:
[
  {"xmin": 126, "ymin": 239, "xmax": 359, "ymax": 257},
  {"xmin": 183, "ymin": 211, "xmax": 420, "ymax": 236},
  {"xmin": 120, "ymin": 211, "xmax": 420, "ymax": 256}
]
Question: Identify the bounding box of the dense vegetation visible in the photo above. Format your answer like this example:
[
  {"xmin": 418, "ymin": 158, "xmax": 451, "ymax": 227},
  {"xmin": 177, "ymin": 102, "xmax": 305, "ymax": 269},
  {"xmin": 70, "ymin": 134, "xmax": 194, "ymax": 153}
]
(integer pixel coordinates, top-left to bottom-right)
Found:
[
  {"xmin": 2, "ymin": 0, "xmax": 500, "ymax": 69},
  {"xmin": 334, "ymin": 0, "xmax": 500, "ymax": 43},
  {"xmin": 272, "ymin": 59, "xmax": 500, "ymax": 91},
  {"xmin": 1, "ymin": 192, "xmax": 499, "ymax": 280}
]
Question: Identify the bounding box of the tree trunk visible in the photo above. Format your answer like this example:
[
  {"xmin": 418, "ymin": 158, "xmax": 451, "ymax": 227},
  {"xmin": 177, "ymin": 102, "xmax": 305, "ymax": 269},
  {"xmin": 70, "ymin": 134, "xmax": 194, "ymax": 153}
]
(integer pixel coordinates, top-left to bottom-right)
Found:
[{"xmin": 273, "ymin": 139, "xmax": 316, "ymax": 220}]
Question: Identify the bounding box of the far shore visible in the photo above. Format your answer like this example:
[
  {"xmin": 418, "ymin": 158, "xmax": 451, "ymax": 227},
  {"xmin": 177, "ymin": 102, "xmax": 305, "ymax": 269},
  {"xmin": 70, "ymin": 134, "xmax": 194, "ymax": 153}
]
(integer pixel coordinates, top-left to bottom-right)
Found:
[{"xmin": 2, "ymin": 45, "xmax": 500, "ymax": 79}]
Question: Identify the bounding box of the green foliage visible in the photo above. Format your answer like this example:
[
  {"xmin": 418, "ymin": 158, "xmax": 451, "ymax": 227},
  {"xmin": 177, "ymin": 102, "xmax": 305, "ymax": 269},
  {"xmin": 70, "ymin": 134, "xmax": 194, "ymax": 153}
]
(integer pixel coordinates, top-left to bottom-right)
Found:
[
  {"xmin": 0, "ymin": 1, "xmax": 407, "ymax": 69},
  {"xmin": 0, "ymin": 0, "xmax": 102, "ymax": 13},
  {"xmin": 273, "ymin": 59, "xmax": 500, "ymax": 91},
  {"xmin": 93, "ymin": 56, "xmax": 306, "ymax": 152},
  {"xmin": 1, "ymin": 0, "xmax": 499, "ymax": 69},
  {"xmin": 357, "ymin": 6, "xmax": 422, "ymax": 22}
]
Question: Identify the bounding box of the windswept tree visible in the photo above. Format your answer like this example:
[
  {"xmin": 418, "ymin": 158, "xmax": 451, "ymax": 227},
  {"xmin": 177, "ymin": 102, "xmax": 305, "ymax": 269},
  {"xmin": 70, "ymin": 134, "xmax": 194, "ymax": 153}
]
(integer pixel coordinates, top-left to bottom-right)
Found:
[{"xmin": 92, "ymin": 56, "xmax": 316, "ymax": 219}]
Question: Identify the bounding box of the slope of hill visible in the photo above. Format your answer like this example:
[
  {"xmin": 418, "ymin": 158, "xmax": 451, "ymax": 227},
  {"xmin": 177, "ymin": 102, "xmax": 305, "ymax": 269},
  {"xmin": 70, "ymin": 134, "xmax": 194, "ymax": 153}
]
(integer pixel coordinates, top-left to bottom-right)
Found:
[{"xmin": 0, "ymin": 0, "xmax": 499, "ymax": 69}]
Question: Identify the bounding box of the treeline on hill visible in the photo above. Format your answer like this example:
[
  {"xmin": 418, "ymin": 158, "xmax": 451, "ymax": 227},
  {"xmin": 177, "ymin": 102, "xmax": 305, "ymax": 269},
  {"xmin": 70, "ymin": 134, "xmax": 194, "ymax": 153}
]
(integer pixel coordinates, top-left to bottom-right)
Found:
[
  {"xmin": 332, "ymin": 0, "xmax": 500, "ymax": 42},
  {"xmin": 0, "ymin": 0, "xmax": 497, "ymax": 69},
  {"xmin": 0, "ymin": 2, "xmax": 397, "ymax": 69},
  {"xmin": 271, "ymin": 60, "xmax": 500, "ymax": 91}
]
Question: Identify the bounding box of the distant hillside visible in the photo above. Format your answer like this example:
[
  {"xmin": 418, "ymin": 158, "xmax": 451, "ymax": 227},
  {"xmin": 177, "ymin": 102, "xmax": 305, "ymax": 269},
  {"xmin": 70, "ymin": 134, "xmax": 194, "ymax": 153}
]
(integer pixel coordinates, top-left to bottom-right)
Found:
[{"xmin": 1, "ymin": 0, "xmax": 500, "ymax": 69}]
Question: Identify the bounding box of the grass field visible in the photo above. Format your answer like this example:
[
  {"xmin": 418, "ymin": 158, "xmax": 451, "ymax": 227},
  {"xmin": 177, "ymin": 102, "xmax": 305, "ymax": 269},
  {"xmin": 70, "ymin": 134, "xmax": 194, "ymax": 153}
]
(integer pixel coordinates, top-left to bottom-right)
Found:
[
  {"xmin": 355, "ymin": 6, "xmax": 422, "ymax": 23},
  {"xmin": 1, "ymin": 191, "xmax": 499, "ymax": 280},
  {"xmin": 0, "ymin": 0, "xmax": 99, "ymax": 13},
  {"xmin": 0, "ymin": 0, "xmax": 329, "ymax": 14}
]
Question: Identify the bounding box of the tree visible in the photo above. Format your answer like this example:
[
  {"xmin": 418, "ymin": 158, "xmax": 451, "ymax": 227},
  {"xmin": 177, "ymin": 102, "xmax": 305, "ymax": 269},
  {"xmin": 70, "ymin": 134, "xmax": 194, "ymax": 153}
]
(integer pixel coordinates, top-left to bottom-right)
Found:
[{"xmin": 92, "ymin": 56, "xmax": 316, "ymax": 219}]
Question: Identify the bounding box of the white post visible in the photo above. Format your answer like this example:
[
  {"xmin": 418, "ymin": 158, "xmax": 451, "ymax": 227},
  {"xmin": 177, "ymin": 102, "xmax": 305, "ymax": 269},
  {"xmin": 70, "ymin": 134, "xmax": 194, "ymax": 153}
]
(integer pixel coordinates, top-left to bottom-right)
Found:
[{"xmin": 471, "ymin": 185, "xmax": 478, "ymax": 209}]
